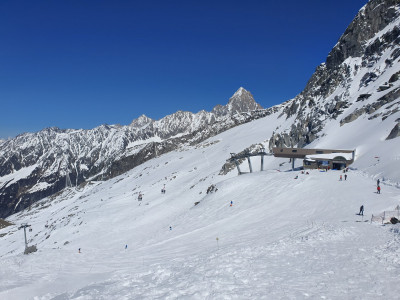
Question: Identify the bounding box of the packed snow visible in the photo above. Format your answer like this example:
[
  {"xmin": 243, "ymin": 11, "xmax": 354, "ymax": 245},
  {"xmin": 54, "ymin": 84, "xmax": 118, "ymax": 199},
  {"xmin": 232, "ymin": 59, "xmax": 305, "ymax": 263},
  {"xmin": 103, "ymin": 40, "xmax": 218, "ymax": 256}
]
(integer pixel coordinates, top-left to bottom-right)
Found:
[{"xmin": 1, "ymin": 114, "xmax": 400, "ymax": 299}]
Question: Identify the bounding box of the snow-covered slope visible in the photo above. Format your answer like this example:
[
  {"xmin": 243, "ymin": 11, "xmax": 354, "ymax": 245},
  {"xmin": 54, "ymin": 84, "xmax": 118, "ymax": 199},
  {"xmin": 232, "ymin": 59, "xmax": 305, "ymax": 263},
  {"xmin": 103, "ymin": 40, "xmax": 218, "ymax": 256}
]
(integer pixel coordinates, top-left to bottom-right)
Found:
[
  {"xmin": 1, "ymin": 117, "xmax": 400, "ymax": 299},
  {"xmin": 1, "ymin": 1, "xmax": 400, "ymax": 297},
  {"xmin": 0, "ymin": 88, "xmax": 266, "ymax": 218},
  {"xmin": 1, "ymin": 0, "xmax": 399, "ymax": 220}
]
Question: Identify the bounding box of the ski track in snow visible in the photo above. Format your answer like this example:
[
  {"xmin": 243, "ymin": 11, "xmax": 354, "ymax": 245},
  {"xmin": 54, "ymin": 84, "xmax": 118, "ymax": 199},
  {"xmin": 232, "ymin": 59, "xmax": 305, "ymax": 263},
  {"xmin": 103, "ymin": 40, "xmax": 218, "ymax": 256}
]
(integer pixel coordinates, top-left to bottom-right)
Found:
[{"xmin": 1, "ymin": 163, "xmax": 400, "ymax": 299}]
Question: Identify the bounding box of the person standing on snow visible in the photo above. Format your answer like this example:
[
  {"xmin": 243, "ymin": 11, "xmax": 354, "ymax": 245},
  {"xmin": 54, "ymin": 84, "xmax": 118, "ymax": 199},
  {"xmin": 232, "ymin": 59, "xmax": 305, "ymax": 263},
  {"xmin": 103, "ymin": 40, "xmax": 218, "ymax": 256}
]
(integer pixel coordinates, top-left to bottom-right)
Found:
[
  {"xmin": 359, "ymin": 205, "xmax": 364, "ymax": 216},
  {"xmin": 340, "ymin": 175, "xmax": 342, "ymax": 181},
  {"xmin": 377, "ymin": 185, "xmax": 381, "ymax": 194},
  {"xmin": 344, "ymin": 174, "xmax": 347, "ymax": 180},
  {"xmin": 377, "ymin": 179, "xmax": 380, "ymax": 186}
]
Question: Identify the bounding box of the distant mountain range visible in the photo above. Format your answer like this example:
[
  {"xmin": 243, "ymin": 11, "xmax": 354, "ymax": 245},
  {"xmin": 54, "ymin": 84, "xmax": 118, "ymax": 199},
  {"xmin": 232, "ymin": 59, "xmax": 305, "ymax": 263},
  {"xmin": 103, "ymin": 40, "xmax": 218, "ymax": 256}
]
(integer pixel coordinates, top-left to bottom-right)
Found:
[
  {"xmin": 0, "ymin": 87, "xmax": 269, "ymax": 218},
  {"xmin": 1, "ymin": 0, "xmax": 399, "ymax": 219}
]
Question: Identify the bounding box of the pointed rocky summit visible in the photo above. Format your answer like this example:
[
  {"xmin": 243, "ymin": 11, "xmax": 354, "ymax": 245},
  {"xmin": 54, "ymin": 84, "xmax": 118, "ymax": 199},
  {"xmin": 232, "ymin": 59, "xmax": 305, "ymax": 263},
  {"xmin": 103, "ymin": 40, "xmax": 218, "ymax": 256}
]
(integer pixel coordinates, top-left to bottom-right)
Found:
[
  {"xmin": 130, "ymin": 114, "xmax": 154, "ymax": 128},
  {"xmin": 227, "ymin": 87, "xmax": 262, "ymax": 114},
  {"xmin": 212, "ymin": 87, "xmax": 262, "ymax": 116}
]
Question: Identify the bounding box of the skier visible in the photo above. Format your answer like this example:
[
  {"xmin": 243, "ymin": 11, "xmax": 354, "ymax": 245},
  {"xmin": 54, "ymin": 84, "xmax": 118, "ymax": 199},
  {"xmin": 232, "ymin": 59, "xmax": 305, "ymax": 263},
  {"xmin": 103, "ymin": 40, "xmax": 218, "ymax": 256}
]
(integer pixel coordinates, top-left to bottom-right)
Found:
[
  {"xmin": 344, "ymin": 174, "xmax": 347, "ymax": 181},
  {"xmin": 125, "ymin": 244, "xmax": 128, "ymax": 250},
  {"xmin": 340, "ymin": 175, "xmax": 342, "ymax": 181},
  {"xmin": 78, "ymin": 248, "xmax": 81, "ymax": 253},
  {"xmin": 169, "ymin": 226, "xmax": 172, "ymax": 230},
  {"xmin": 294, "ymin": 175, "xmax": 298, "ymax": 179},
  {"xmin": 377, "ymin": 185, "xmax": 381, "ymax": 194},
  {"xmin": 138, "ymin": 193, "xmax": 143, "ymax": 201},
  {"xmin": 377, "ymin": 179, "xmax": 380, "ymax": 186},
  {"xmin": 230, "ymin": 200, "xmax": 233, "ymax": 207},
  {"xmin": 359, "ymin": 205, "xmax": 364, "ymax": 216}
]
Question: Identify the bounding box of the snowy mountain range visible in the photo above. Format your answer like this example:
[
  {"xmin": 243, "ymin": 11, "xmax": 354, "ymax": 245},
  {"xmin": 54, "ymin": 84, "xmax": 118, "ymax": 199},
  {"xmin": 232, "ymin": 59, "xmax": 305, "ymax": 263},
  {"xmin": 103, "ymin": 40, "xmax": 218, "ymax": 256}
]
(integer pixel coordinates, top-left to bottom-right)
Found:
[
  {"xmin": 1, "ymin": 0, "xmax": 400, "ymax": 298},
  {"xmin": 0, "ymin": 88, "xmax": 267, "ymax": 218},
  {"xmin": 0, "ymin": 0, "xmax": 400, "ymax": 221},
  {"xmin": 1, "ymin": 0, "xmax": 400, "ymax": 220}
]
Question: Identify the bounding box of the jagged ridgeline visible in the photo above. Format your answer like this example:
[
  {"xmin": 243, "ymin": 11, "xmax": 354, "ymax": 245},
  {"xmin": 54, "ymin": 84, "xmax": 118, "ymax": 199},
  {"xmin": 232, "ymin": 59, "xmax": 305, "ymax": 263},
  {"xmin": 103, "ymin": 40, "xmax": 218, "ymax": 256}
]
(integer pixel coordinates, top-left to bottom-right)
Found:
[
  {"xmin": 269, "ymin": 0, "xmax": 400, "ymax": 149},
  {"xmin": 1, "ymin": 0, "xmax": 400, "ymax": 218},
  {"xmin": 0, "ymin": 88, "xmax": 270, "ymax": 218}
]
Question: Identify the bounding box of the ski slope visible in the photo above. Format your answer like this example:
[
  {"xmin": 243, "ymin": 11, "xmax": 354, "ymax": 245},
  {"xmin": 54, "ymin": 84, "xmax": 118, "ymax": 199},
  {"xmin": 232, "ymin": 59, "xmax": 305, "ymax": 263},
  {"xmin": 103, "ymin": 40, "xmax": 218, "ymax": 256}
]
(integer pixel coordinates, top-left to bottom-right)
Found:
[{"xmin": 1, "ymin": 115, "xmax": 400, "ymax": 299}]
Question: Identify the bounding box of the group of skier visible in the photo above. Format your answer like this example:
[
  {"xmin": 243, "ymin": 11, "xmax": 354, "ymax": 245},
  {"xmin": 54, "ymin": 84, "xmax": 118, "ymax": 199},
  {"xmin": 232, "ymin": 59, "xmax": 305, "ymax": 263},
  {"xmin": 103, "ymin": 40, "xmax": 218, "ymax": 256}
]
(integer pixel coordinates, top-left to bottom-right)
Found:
[
  {"xmin": 295, "ymin": 168, "xmax": 382, "ymax": 218},
  {"xmin": 137, "ymin": 184, "xmax": 167, "ymax": 203},
  {"xmin": 339, "ymin": 168, "xmax": 349, "ymax": 181},
  {"xmin": 357, "ymin": 178, "xmax": 383, "ymax": 216},
  {"xmin": 131, "ymin": 169, "xmax": 383, "ymax": 239}
]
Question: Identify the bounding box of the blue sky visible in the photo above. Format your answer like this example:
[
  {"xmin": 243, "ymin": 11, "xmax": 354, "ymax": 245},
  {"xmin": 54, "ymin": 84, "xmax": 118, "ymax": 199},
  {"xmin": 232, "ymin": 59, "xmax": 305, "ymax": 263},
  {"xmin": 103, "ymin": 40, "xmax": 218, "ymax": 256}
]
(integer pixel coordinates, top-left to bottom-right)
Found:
[{"xmin": 0, "ymin": 0, "xmax": 368, "ymax": 139}]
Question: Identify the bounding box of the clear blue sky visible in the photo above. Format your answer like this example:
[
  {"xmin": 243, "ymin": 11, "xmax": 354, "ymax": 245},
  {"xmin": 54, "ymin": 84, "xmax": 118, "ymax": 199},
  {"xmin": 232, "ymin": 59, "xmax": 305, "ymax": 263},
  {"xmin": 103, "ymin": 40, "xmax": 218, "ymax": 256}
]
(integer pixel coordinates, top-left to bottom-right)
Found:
[{"xmin": 0, "ymin": 0, "xmax": 368, "ymax": 139}]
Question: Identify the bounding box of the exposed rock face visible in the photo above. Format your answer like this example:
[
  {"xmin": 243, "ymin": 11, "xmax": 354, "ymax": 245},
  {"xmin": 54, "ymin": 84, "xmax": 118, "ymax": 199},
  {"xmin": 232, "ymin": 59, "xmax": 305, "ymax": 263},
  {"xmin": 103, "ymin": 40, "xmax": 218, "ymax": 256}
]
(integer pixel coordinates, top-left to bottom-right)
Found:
[
  {"xmin": 386, "ymin": 121, "xmax": 400, "ymax": 139},
  {"xmin": 326, "ymin": 0, "xmax": 400, "ymax": 69},
  {"xmin": 211, "ymin": 88, "xmax": 262, "ymax": 117},
  {"xmin": 269, "ymin": 0, "xmax": 400, "ymax": 150},
  {"xmin": 0, "ymin": 88, "xmax": 268, "ymax": 218}
]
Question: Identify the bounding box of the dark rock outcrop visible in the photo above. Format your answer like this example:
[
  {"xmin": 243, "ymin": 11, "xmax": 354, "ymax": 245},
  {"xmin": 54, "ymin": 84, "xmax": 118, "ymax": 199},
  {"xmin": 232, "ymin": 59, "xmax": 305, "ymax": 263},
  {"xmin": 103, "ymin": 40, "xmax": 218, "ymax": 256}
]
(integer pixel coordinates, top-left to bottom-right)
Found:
[
  {"xmin": 269, "ymin": 0, "xmax": 400, "ymax": 150},
  {"xmin": 386, "ymin": 122, "xmax": 400, "ymax": 139}
]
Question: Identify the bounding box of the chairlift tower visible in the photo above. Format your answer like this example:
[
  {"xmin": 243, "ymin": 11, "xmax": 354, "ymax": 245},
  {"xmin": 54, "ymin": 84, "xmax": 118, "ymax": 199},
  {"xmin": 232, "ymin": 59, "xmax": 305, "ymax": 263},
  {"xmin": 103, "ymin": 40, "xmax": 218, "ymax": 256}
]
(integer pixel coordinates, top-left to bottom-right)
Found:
[
  {"xmin": 18, "ymin": 223, "xmax": 31, "ymax": 251},
  {"xmin": 260, "ymin": 147, "xmax": 265, "ymax": 171},
  {"xmin": 230, "ymin": 149, "xmax": 273, "ymax": 175},
  {"xmin": 65, "ymin": 171, "xmax": 73, "ymax": 188}
]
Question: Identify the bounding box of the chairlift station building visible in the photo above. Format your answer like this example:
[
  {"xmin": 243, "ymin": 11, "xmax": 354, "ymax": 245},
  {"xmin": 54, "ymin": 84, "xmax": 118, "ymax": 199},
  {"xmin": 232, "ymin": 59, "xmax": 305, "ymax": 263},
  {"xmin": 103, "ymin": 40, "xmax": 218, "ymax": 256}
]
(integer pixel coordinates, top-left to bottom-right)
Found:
[
  {"xmin": 272, "ymin": 147, "xmax": 355, "ymax": 170},
  {"xmin": 228, "ymin": 147, "xmax": 355, "ymax": 175}
]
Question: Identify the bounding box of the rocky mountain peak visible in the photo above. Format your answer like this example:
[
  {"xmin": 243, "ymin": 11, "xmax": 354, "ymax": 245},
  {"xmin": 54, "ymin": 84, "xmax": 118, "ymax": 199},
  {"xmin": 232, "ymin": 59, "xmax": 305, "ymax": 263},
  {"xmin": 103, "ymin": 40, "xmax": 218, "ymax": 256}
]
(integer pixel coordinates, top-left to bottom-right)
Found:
[
  {"xmin": 232, "ymin": 87, "xmax": 246, "ymax": 97},
  {"xmin": 130, "ymin": 114, "xmax": 154, "ymax": 128},
  {"xmin": 269, "ymin": 0, "xmax": 400, "ymax": 150},
  {"xmin": 227, "ymin": 87, "xmax": 262, "ymax": 114},
  {"xmin": 212, "ymin": 87, "xmax": 262, "ymax": 117}
]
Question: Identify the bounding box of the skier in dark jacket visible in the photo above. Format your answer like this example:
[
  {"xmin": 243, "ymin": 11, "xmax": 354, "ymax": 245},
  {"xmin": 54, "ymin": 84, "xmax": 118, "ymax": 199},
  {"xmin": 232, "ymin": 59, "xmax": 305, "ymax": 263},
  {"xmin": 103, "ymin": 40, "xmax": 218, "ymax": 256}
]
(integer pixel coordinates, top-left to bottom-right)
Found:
[{"xmin": 359, "ymin": 205, "xmax": 364, "ymax": 216}]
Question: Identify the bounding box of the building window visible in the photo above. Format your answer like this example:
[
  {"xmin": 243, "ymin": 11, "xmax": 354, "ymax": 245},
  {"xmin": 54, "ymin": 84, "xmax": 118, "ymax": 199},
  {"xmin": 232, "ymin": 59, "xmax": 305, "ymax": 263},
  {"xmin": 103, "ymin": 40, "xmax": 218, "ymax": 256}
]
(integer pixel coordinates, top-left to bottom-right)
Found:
[
  {"xmin": 292, "ymin": 150, "xmax": 297, "ymax": 153},
  {"xmin": 333, "ymin": 156, "xmax": 346, "ymax": 161},
  {"xmin": 316, "ymin": 150, "xmax": 323, "ymax": 154}
]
